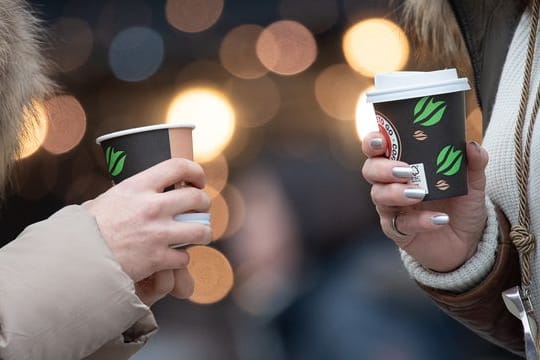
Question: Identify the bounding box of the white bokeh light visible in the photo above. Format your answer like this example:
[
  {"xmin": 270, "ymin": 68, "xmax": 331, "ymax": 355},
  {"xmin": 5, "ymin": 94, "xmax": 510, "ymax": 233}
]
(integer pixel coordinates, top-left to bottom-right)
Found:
[
  {"xmin": 166, "ymin": 88, "xmax": 235, "ymax": 162},
  {"xmin": 355, "ymin": 88, "xmax": 379, "ymax": 141}
]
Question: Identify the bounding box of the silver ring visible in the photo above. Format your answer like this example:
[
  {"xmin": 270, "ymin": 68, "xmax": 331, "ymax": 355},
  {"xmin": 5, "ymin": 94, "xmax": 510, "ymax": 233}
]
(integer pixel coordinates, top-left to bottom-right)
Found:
[{"xmin": 391, "ymin": 214, "xmax": 409, "ymax": 237}]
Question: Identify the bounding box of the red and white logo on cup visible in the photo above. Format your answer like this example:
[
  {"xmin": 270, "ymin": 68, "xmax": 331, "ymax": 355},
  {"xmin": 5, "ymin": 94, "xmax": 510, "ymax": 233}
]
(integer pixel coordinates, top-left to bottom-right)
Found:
[{"xmin": 376, "ymin": 112, "xmax": 402, "ymax": 161}]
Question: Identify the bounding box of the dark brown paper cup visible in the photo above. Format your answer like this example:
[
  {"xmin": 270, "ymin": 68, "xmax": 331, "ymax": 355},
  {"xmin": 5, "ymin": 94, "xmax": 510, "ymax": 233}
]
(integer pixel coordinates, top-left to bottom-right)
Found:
[
  {"xmin": 96, "ymin": 124, "xmax": 211, "ymax": 230},
  {"xmin": 367, "ymin": 69, "xmax": 470, "ymax": 201},
  {"xmin": 96, "ymin": 124, "xmax": 194, "ymax": 184}
]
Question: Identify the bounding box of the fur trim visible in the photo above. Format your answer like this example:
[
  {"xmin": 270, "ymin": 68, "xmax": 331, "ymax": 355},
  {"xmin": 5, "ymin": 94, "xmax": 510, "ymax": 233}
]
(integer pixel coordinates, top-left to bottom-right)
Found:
[
  {"xmin": 400, "ymin": 0, "xmax": 472, "ymax": 78},
  {"xmin": 0, "ymin": 0, "xmax": 54, "ymax": 200}
]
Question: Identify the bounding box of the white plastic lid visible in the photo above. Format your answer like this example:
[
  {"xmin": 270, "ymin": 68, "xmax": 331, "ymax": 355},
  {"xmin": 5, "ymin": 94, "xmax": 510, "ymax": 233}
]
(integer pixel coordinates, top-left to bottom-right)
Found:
[
  {"xmin": 96, "ymin": 123, "xmax": 195, "ymax": 144},
  {"xmin": 366, "ymin": 69, "xmax": 470, "ymax": 103}
]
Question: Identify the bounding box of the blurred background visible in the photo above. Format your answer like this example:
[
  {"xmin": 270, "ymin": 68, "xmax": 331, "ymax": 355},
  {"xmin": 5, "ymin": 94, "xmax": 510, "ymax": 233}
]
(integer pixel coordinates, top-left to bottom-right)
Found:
[{"xmin": 0, "ymin": 0, "xmax": 516, "ymax": 359}]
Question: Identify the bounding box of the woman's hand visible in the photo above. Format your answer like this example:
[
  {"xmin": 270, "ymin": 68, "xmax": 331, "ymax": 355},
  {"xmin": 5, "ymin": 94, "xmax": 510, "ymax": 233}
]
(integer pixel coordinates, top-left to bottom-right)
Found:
[
  {"xmin": 83, "ymin": 158, "xmax": 212, "ymax": 283},
  {"xmin": 361, "ymin": 131, "xmax": 489, "ymax": 272}
]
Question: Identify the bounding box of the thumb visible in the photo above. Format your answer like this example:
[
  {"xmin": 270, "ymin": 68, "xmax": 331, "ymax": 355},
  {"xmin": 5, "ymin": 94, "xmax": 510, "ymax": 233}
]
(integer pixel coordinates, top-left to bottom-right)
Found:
[{"xmin": 466, "ymin": 141, "xmax": 489, "ymax": 192}]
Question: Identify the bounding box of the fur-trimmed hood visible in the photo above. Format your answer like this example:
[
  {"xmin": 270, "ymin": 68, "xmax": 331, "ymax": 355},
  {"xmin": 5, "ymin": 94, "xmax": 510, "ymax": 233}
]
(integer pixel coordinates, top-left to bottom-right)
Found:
[
  {"xmin": 401, "ymin": 0, "xmax": 471, "ymax": 76},
  {"xmin": 0, "ymin": 0, "xmax": 53, "ymax": 200}
]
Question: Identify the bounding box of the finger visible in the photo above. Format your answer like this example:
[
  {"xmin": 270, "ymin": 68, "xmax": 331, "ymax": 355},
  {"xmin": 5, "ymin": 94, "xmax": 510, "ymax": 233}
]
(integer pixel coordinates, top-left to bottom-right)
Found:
[
  {"xmin": 361, "ymin": 131, "xmax": 387, "ymax": 158},
  {"xmin": 466, "ymin": 141, "xmax": 489, "ymax": 192},
  {"xmin": 381, "ymin": 210, "xmax": 450, "ymax": 242},
  {"xmin": 157, "ymin": 248, "xmax": 190, "ymax": 271},
  {"xmin": 362, "ymin": 157, "xmax": 413, "ymax": 184},
  {"xmin": 158, "ymin": 187, "xmax": 211, "ymax": 215},
  {"xmin": 371, "ymin": 183, "xmax": 426, "ymax": 207},
  {"xmin": 126, "ymin": 158, "xmax": 206, "ymax": 192},
  {"xmin": 135, "ymin": 270, "xmax": 175, "ymax": 306},
  {"xmin": 166, "ymin": 222, "xmax": 212, "ymax": 247},
  {"xmin": 169, "ymin": 268, "xmax": 194, "ymax": 299}
]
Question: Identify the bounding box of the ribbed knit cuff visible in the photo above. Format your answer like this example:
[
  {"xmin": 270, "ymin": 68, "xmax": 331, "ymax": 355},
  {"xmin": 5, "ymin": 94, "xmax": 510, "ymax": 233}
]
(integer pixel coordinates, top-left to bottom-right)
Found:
[{"xmin": 400, "ymin": 197, "xmax": 499, "ymax": 292}]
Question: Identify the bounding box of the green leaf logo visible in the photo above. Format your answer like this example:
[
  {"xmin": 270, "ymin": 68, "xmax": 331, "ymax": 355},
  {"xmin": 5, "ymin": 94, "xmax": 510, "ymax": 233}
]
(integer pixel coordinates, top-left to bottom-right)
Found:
[
  {"xmin": 413, "ymin": 96, "xmax": 447, "ymax": 127},
  {"xmin": 436, "ymin": 145, "xmax": 463, "ymax": 176},
  {"xmin": 105, "ymin": 146, "xmax": 127, "ymax": 177}
]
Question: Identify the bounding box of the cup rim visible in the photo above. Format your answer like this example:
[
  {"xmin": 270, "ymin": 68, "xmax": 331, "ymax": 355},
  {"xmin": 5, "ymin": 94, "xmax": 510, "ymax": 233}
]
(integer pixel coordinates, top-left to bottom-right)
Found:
[
  {"xmin": 366, "ymin": 69, "xmax": 470, "ymax": 103},
  {"xmin": 96, "ymin": 123, "xmax": 195, "ymax": 144}
]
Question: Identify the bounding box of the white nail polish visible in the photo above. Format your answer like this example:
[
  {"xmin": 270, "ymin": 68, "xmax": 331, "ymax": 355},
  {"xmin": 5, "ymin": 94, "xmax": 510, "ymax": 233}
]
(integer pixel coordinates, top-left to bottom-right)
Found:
[{"xmin": 432, "ymin": 214, "xmax": 449, "ymax": 225}]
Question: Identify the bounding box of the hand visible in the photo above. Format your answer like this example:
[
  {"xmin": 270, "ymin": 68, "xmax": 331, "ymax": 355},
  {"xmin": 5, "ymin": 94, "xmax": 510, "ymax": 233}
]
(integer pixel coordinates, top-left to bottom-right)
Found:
[
  {"xmin": 135, "ymin": 270, "xmax": 175, "ymax": 306},
  {"xmin": 361, "ymin": 132, "xmax": 489, "ymax": 272},
  {"xmin": 83, "ymin": 158, "xmax": 212, "ymax": 283}
]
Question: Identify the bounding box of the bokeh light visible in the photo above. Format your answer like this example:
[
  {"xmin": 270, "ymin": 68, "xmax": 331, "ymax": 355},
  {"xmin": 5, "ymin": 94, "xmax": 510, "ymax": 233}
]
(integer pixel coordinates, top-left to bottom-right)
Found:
[
  {"xmin": 220, "ymin": 24, "xmax": 268, "ymax": 79},
  {"xmin": 109, "ymin": 26, "xmax": 164, "ymax": 82},
  {"xmin": 205, "ymin": 186, "xmax": 229, "ymax": 241},
  {"xmin": 256, "ymin": 20, "xmax": 317, "ymax": 76},
  {"xmin": 42, "ymin": 95, "xmax": 87, "ymax": 155},
  {"xmin": 166, "ymin": 0, "xmax": 224, "ymax": 33},
  {"xmin": 315, "ymin": 64, "xmax": 370, "ymax": 121},
  {"xmin": 167, "ymin": 87, "xmax": 235, "ymax": 163},
  {"xmin": 223, "ymin": 184, "xmax": 246, "ymax": 237},
  {"xmin": 355, "ymin": 87, "xmax": 378, "ymax": 142},
  {"xmin": 187, "ymin": 245, "xmax": 234, "ymax": 305},
  {"xmin": 279, "ymin": 0, "xmax": 338, "ymax": 34},
  {"xmin": 49, "ymin": 17, "xmax": 93, "ymax": 72},
  {"xmin": 225, "ymin": 76, "xmax": 281, "ymax": 128},
  {"xmin": 18, "ymin": 103, "xmax": 48, "ymax": 159},
  {"xmin": 342, "ymin": 18, "xmax": 409, "ymax": 77},
  {"xmin": 201, "ymin": 154, "xmax": 229, "ymax": 195}
]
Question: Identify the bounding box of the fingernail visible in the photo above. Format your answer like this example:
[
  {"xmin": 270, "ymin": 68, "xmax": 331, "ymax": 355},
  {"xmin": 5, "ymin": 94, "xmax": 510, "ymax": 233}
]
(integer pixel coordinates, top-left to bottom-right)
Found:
[
  {"xmin": 404, "ymin": 188, "xmax": 426, "ymax": 199},
  {"xmin": 392, "ymin": 166, "xmax": 413, "ymax": 178},
  {"xmin": 431, "ymin": 214, "xmax": 450, "ymax": 225},
  {"xmin": 370, "ymin": 138, "xmax": 383, "ymax": 149},
  {"xmin": 469, "ymin": 141, "xmax": 481, "ymax": 153}
]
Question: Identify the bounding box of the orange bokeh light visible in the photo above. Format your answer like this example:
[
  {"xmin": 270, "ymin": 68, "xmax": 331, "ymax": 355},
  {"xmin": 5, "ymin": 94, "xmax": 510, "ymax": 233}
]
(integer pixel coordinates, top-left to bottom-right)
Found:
[
  {"xmin": 343, "ymin": 18, "xmax": 409, "ymax": 77},
  {"xmin": 220, "ymin": 24, "xmax": 268, "ymax": 79},
  {"xmin": 205, "ymin": 186, "xmax": 229, "ymax": 241},
  {"xmin": 187, "ymin": 245, "xmax": 234, "ymax": 304},
  {"xmin": 166, "ymin": 0, "xmax": 223, "ymax": 33},
  {"xmin": 315, "ymin": 64, "xmax": 370, "ymax": 121},
  {"xmin": 201, "ymin": 154, "xmax": 229, "ymax": 195},
  {"xmin": 42, "ymin": 95, "xmax": 87, "ymax": 155},
  {"xmin": 256, "ymin": 20, "xmax": 317, "ymax": 76},
  {"xmin": 49, "ymin": 17, "xmax": 93, "ymax": 72}
]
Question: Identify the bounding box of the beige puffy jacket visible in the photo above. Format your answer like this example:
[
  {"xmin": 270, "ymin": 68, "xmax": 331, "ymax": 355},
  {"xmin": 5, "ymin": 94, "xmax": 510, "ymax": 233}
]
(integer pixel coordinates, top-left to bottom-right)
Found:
[{"xmin": 0, "ymin": 205, "xmax": 158, "ymax": 359}]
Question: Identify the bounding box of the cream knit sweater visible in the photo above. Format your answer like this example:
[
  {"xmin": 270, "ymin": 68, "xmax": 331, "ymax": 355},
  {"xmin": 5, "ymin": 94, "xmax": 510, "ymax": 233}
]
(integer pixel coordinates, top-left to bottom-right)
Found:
[{"xmin": 401, "ymin": 10, "xmax": 540, "ymax": 319}]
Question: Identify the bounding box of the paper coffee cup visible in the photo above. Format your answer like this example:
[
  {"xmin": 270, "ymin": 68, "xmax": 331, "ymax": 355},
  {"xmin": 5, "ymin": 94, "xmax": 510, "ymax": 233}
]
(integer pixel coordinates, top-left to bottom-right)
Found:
[
  {"xmin": 367, "ymin": 69, "xmax": 470, "ymax": 201},
  {"xmin": 96, "ymin": 123, "xmax": 194, "ymax": 184},
  {"xmin": 96, "ymin": 124, "xmax": 209, "ymax": 247}
]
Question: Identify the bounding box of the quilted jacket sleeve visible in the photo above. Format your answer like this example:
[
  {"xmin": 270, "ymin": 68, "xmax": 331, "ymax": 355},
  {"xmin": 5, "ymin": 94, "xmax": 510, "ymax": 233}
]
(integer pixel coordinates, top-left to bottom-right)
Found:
[{"xmin": 0, "ymin": 205, "xmax": 156, "ymax": 360}]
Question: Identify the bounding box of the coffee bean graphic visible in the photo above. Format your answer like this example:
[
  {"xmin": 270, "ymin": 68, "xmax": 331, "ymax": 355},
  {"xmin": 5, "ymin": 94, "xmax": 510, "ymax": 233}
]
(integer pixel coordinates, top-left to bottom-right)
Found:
[
  {"xmin": 436, "ymin": 179, "xmax": 450, "ymax": 191},
  {"xmin": 413, "ymin": 130, "xmax": 428, "ymax": 141},
  {"xmin": 436, "ymin": 145, "xmax": 463, "ymax": 176}
]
